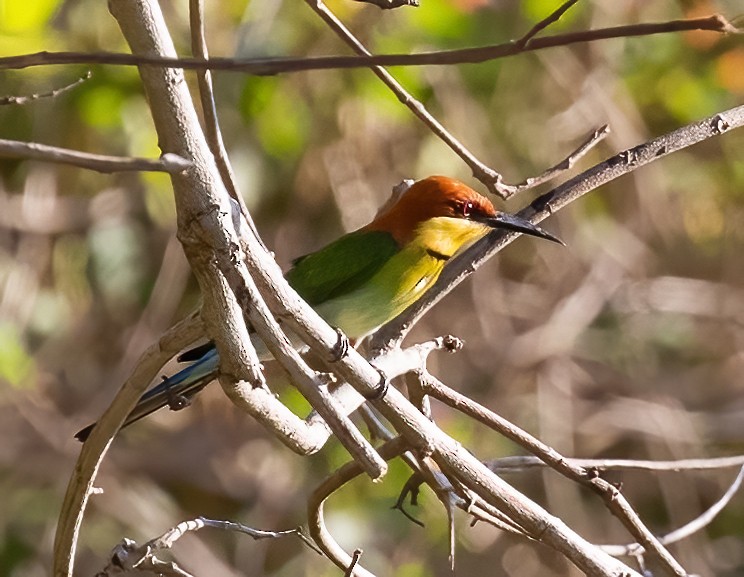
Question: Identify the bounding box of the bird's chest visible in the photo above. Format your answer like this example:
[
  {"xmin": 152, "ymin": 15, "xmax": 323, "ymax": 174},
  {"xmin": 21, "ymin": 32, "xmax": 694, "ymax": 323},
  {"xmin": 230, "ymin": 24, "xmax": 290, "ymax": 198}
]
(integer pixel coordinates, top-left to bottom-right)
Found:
[
  {"xmin": 386, "ymin": 248, "xmax": 447, "ymax": 308},
  {"xmin": 315, "ymin": 248, "xmax": 446, "ymax": 339}
]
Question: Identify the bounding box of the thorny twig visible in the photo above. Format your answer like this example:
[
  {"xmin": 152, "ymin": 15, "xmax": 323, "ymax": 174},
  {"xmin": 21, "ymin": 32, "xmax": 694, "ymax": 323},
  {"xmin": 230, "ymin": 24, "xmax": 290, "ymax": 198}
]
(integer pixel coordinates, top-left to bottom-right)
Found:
[
  {"xmin": 420, "ymin": 373, "xmax": 687, "ymax": 576},
  {"xmin": 95, "ymin": 517, "xmax": 320, "ymax": 576},
  {"xmin": 600, "ymin": 466, "xmax": 744, "ymax": 557},
  {"xmin": 0, "ymin": 71, "xmax": 91, "ymax": 105}
]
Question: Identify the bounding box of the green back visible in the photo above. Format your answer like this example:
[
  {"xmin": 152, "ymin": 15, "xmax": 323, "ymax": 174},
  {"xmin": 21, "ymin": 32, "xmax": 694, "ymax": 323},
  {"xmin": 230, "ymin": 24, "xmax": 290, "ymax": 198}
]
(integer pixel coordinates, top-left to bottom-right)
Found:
[{"xmin": 286, "ymin": 230, "xmax": 400, "ymax": 306}]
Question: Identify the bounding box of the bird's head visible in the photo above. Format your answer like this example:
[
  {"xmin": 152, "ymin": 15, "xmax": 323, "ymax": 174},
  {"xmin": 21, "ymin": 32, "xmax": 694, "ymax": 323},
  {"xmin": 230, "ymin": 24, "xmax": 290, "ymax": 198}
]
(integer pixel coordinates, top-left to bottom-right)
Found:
[{"xmin": 367, "ymin": 176, "xmax": 563, "ymax": 248}]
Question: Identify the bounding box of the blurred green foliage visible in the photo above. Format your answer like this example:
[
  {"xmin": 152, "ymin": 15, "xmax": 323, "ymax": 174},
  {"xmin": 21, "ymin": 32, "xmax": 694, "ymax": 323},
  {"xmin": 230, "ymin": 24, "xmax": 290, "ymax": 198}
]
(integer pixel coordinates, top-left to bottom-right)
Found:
[
  {"xmin": 0, "ymin": 323, "xmax": 35, "ymax": 389},
  {"xmin": 1, "ymin": 0, "xmax": 744, "ymax": 576}
]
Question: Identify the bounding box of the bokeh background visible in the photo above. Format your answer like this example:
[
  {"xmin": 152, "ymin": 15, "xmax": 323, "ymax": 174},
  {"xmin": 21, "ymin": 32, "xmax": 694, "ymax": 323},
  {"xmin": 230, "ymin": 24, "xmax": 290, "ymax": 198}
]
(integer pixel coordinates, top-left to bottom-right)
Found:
[{"xmin": 1, "ymin": 0, "xmax": 744, "ymax": 575}]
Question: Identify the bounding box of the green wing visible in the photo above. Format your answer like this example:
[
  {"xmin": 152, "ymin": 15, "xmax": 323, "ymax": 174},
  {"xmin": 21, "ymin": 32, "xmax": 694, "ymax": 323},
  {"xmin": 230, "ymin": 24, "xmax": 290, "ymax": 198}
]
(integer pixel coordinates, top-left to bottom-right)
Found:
[{"xmin": 285, "ymin": 230, "xmax": 400, "ymax": 306}]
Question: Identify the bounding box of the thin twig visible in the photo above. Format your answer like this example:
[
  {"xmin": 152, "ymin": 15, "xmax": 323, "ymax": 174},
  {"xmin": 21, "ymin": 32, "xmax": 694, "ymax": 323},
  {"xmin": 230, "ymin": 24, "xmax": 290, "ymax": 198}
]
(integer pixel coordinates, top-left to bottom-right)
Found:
[
  {"xmin": 420, "ymin": 373, "xmax": 687, "ymax": 577},
  {"xmin": 352, "ymin": 0, "xmax": 418, "ymax": 8},
  {"xmin": 505, "ymin": 124, "xmax": 610, "ymax": 193},
  {"xmin": 95, "ymin": 517, "xmax": 319, "ymax": 576},
  {"xmin": 600, "ymin": 466, "xmax": 744, "ymax": 556},
  {"xmin": 516, "ymin": 0, "xmax": 583, "ymax": 48},
  {"xmin": 370, "ymin": 104, "xmax": 744, "ymax": 352},
  {"xmin": 651, "ymin": 465, "xmax": 744, "ymax": 546},
  {"xmin": 0, "ymin": 71, "xmax": 92, "ymax": 105},
  {"xmin": 305, "ymin": 3, "xmax": 602, "ymax": 197},
  {"xmin": 354, "ymin": 391, "xmax": 511, "ymax": 540},
  {"xmin": 488, "ymin": 454, "xmax": 744, "ymax": 474},
  {"xmin": 392, "ymin": 473, "xmax": 426, "ymax": 526},
  {"xmin": 0, "ymin": 138, "xmax": 190, "ymax": 174},
  {"xmin": 303, "ymin": 0, "xmax": 509, "ymax": 196},
  {"xmin": 1, "ymin": 16, "xmax": 734, "ymax": 74},
  {"xmin": 53, "ymin": 312, "xmax": 205, "ymax": 577},
  {"xmin": 344, "ymin": 549, "xmax": 365, "ymax": 577}
]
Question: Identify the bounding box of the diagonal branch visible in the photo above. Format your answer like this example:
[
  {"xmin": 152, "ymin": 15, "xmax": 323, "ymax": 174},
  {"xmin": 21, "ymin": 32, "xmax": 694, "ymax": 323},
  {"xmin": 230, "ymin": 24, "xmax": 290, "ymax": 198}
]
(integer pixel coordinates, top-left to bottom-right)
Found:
[
  {"xmin": 236, "ymin": 181, "xmax": 643, "ymax": 575},
  {"xmin": 600, "ymin": 466, "xmax": 744, "ymax": 556},
  {"xmin": 304, "ymin": 0, "xmax": 507, "ymax": 196},
  {"xmin": 370, "ymin": 104, "xmax": 744, "ymax": 352},
  {"xmin": 421, "ymin": 373, "xmax": 686, "ymax": 576}
]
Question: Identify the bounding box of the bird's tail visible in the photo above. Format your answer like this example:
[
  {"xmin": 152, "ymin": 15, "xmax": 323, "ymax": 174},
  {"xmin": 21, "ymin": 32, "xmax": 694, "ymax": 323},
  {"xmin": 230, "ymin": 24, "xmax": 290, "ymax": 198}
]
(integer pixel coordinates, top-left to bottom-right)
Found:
[{"xmin": 75, "ymin": 347, "xmax": 220, "ymax": 442}]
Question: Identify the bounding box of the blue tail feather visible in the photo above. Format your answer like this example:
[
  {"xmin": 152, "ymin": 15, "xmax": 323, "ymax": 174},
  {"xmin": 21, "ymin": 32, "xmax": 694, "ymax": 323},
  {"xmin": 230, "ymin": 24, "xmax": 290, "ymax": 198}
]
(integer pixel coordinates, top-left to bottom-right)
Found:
[{"xmin": 75, "ymin": 347, "xmax": 220, "ymax": 441}]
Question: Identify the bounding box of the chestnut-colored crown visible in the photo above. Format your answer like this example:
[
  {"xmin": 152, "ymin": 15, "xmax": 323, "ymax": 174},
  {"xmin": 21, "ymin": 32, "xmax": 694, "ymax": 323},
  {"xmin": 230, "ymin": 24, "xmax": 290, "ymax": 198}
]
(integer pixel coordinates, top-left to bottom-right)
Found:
[{"xmin": 364, "ymin": 176, "xmax": 496, "ymax": 245}]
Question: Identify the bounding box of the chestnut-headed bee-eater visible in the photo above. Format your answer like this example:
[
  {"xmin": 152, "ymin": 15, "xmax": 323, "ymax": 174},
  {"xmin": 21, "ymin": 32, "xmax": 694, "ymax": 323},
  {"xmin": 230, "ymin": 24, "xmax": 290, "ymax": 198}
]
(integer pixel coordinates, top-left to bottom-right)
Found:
[{"xmin": 76, "ymin": 176, "xmax": 561, "ymax": 441}]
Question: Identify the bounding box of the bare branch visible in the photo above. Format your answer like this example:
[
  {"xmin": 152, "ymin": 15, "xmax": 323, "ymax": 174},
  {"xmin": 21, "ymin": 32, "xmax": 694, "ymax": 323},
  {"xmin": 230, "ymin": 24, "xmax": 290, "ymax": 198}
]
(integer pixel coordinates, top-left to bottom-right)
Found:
[
  {"xmin": 240, "ymin": 207, "xmax": 644, "ymax": 574},
  {"xmin": 385, "ymin": 409, "xmax": 533, "ymax": 539},
  {"xmin": 488, "ymin": 454, "xmax": 744, "ymax": 474},
  {"xmin": 188, "ymin": 0, "xmax": 387, "ymax": 477},
  {"xmin": 600, "ymin": 466, "xmax": 744, "ymax": 556},
  {"xmin": 1, "ymin": 16, "xmax": 734, "ymax": 74},
  {"xmin": 303, "ymin": 0, "xmax": 511, "ymax": 197},
  {"xmin": 308, "ymin": 437, "xmax": 408, "ymax": 577},
  {"xmin": 370, "ymin": 104, "xmax": 744, "ymax": 352},
  {"xmin": 0, "ymin": 138, "xmax": 190, "ymax": 174},
  {"xmin": 504, "ymin": 124, "xmax": 610, "ymax": 194},
  {"xmin": 95, "ymin": 517, "xmax": 318, "ymax": 576},
  {"xmin": 420, "ymin": 374, "xmax": 687, "ymax": 576},
  {"xmin": 107, "ymin": 0, "xmax": 267, "ymax": 453},
  {"xmin": 651, "ymin": 465, "xmax": 744, "ymax": 546},
  {"xmin": 53, "ymin": 312, "xmax": 204, "ymax": 577},
  {"xmin": 45, "ymin": 3, "xmax": 741, "ymax": 576},
  {"xmin": 303, "ymin": 4, "xmax": 600, "ymax": 197},
  {"xmin": 352, "ymin": 0, "xmax": 419, "ymax": 8}
]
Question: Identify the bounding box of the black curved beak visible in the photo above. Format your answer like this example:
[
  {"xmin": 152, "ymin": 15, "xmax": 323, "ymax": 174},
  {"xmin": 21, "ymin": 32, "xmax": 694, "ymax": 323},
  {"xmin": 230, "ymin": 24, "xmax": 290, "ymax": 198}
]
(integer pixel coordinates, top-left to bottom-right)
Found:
[{"xmin": 479, "ymin": 212, "xmax": 564, "ymax": 245}]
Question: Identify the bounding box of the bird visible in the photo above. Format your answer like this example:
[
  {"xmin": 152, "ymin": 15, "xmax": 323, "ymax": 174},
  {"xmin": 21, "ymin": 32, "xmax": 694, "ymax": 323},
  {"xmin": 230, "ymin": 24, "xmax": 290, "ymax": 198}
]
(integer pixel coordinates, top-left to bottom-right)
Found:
[{"xmin": 76, "ymin": 176, "xmax": 562, "ymax": 441}]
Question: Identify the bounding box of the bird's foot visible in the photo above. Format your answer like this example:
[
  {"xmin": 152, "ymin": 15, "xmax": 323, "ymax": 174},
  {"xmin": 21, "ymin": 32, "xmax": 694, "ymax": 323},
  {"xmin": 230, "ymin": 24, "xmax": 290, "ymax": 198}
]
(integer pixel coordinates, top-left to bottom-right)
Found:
[
  {"xmin": 327, "ymin": 327, "xmax": 350, "ymax": 362},
  {"xmin": 363, "ymin": 367, "xmax": 389, "ymax": 401},
  {"xmin": 162, "ymin": 376, "xmax": 192, "ymax": 411}
]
